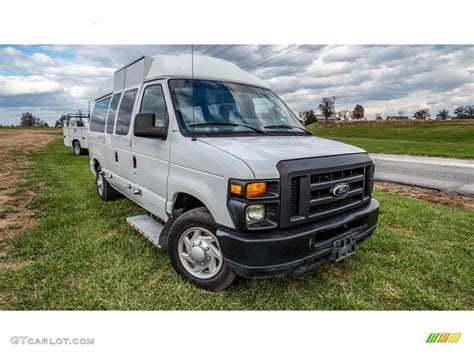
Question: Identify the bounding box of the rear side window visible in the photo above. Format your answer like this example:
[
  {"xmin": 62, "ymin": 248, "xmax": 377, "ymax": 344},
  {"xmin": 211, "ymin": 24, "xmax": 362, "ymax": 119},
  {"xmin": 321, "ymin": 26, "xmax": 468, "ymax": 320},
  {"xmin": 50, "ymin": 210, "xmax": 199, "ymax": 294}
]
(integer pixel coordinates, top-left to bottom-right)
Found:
[
  {"xmin": 140, "ymin": 85, "xmax": 168, "ymax": 127},
  {"xmin": 90, "ymin": 97, "xmax": 111, "ymax": 132},
  {"xmin": 106, "ymin": 93, "xmax": 121, "ymax": 134},
  {"xmin": 115, "ymin": 89, "xmax": 138, "ymax": 135}
]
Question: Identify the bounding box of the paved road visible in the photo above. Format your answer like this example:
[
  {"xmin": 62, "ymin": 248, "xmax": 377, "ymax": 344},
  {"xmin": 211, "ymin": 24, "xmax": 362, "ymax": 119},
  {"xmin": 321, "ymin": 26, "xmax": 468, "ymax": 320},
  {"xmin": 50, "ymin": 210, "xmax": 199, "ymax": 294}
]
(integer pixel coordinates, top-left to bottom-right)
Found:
[{"xmin": 369, "ymin": 153, "xmax": 474, "ymax": 197}]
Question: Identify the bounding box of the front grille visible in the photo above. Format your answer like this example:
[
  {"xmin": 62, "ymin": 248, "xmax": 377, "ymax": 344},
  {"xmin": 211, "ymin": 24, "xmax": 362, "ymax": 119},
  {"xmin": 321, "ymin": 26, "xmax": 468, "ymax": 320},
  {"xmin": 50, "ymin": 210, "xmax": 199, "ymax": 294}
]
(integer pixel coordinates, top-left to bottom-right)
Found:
[
  {"xmin": 277, "ymin": 153, "xmax": 374, "ymax": 227},
  {"xmin": 289, "ymin": 164, "xmax": 372, "ymax": 224}
]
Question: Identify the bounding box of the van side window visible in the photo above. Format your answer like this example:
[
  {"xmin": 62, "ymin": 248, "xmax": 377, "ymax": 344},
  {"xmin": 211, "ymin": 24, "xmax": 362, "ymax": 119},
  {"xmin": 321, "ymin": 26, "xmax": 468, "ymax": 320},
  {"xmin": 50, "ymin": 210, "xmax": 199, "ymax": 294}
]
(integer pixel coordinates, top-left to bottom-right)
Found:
[
  {"xmin": 106, "ymin": 93, "xmax": 121, "ymax": 134},
  {"xmin": 140, "ymin": 85, "xmax": 168, "ymax": 127},
  {"xmin": 115, "ymin": 89, "xmax": 138, "ymax": 135},
  {"xmin": 90, "ymin": 97, "xmax": 111, "ymax": 132}
]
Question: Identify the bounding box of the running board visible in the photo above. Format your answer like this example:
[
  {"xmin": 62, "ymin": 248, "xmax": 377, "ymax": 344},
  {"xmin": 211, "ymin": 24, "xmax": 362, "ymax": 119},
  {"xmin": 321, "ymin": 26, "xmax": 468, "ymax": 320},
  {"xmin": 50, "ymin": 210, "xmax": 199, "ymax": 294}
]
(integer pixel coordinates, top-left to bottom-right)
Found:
[{"xmin": 126, "ymin": 214, "xmax": 165, "ymax": 248}]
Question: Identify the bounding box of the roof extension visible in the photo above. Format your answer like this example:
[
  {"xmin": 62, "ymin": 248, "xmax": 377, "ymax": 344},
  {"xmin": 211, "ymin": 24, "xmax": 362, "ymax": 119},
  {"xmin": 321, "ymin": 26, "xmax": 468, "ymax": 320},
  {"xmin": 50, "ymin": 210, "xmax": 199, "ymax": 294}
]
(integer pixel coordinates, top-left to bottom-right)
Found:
[{"xmin": 96, "ymin": 54, "xmax": 269, "ymax": 100}]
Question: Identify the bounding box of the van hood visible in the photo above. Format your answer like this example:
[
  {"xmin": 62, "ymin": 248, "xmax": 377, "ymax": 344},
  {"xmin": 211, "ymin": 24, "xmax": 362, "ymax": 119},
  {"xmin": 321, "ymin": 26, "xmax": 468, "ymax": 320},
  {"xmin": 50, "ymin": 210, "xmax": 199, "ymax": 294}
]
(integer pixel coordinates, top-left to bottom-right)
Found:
[{"xmin": 198, "ymin": 135, "xmax": 367, "ymax": 179}]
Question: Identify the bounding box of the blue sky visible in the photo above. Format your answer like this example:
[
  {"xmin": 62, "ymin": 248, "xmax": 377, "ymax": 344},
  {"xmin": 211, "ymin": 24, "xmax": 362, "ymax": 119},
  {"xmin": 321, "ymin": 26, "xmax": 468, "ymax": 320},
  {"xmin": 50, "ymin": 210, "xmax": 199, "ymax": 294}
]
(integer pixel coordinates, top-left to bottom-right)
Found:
[{"xmin": 0, "ymin": 45, "xmax": 473, "ymax": 125}]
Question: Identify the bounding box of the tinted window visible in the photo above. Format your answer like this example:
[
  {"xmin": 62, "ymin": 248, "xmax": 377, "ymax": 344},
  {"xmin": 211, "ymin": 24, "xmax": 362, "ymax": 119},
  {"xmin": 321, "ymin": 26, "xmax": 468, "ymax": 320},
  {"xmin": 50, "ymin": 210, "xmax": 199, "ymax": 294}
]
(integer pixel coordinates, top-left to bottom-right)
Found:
[
  {"xmin": 115, "ymin": 89, "xmax": 138, "ymax": 135},
  {"xmin": 106, "ymin": 93, "xmax": 121, "ymax": 134},
  {"xmin": 90, "ymin": 97, "xmax": 111, "ymax": 132},
  {"xmin": 140, "ymin": 85, "xmax": 168, "ymax": 127}
]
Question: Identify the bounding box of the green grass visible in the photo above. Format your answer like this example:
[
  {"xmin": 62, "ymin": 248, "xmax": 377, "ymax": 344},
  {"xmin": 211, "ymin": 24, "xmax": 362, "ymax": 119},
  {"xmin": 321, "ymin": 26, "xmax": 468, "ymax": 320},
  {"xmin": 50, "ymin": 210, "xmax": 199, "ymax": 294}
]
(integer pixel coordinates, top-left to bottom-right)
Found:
[
  {"xmin": 309, "ymin": 121, "xmax": 474, "ymax": 159},
  {"xmin": 1, "ymin": 139, "xmax": 473, "ymax": 310}
]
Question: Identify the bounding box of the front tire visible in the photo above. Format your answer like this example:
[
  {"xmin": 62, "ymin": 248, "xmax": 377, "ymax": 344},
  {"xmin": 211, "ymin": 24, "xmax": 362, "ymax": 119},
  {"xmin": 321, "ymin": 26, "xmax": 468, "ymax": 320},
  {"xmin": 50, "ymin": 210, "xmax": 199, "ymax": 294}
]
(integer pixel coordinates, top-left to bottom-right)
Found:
[
  {"xmin": 73, "ymin": 141, "xmax": 86, "ymax": 156},
  {"xmin": 168, "ymin": 207, "xmax": 236, "ymax": 291},
  {"xmin": 96, "ymin": 166, "xmax": 117, "ymax": 201}
]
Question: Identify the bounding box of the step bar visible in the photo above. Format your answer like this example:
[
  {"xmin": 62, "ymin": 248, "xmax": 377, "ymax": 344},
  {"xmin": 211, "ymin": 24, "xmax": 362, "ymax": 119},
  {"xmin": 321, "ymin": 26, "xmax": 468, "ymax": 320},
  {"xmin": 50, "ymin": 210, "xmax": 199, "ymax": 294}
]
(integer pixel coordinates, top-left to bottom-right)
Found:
[{"xmin": 126, "ymin": 214, "xmax": 166, "ymax": 248}]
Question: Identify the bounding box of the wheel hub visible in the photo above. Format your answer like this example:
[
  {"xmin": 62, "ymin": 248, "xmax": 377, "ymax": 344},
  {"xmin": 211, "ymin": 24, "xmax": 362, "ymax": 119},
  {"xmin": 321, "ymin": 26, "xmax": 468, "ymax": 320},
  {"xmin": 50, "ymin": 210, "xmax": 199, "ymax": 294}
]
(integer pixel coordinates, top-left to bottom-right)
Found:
[
  {"xmin": 190, "ymin": 245, "xmax": 206, "ymax": 263},
  {"xmin": 178, "ymin": 227, "xmax": 223, "ymax": 279}
]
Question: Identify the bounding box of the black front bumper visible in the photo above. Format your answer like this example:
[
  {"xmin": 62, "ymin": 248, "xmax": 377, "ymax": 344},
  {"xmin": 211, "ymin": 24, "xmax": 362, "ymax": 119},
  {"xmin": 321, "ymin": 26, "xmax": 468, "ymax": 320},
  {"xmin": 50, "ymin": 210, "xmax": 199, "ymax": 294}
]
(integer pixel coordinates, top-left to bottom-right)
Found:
[{"xmin": 217, "ymin": 198, "xmax": 379, "ymax": 278}]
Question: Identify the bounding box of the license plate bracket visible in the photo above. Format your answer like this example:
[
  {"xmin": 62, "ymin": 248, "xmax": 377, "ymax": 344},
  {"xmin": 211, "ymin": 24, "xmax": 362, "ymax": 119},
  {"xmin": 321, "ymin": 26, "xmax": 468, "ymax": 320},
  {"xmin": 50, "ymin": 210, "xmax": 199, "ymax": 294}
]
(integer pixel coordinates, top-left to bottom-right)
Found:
[{"xmin": 330, "ymin": 235, "xmax": 356, "ymax": 262}]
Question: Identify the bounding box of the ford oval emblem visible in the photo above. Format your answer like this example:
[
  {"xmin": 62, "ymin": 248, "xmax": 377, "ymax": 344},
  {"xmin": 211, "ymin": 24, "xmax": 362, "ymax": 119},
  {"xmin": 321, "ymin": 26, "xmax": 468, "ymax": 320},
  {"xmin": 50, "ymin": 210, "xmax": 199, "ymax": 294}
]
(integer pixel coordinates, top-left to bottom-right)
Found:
[{"xmin": 330, "ymin": 182, "xmax": 350, "ymax": 198}]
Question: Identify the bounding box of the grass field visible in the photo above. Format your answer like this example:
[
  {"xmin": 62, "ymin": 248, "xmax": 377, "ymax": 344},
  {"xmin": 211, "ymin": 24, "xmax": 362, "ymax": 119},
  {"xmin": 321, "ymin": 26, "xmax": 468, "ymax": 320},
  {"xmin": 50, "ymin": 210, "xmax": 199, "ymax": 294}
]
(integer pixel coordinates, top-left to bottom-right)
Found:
[
  {"xmin": 308, "ymin": 120, "xmax": 474, "ymax": 159},
  {"xmin": 1, "ymin": 138, "xmax": 473, "ymax": 310}
]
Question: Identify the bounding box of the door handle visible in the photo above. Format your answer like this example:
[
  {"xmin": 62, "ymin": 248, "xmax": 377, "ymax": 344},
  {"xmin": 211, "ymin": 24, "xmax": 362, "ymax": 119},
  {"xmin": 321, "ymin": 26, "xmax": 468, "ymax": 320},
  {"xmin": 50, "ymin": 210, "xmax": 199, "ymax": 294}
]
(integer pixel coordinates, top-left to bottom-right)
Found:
[
  {"xmin": 133, "ymin": 156, "xmax": 137, "ymax": 169},
  {"xmin": 115, "ymin": 152, "xmax": 118, "ymax": 163}
]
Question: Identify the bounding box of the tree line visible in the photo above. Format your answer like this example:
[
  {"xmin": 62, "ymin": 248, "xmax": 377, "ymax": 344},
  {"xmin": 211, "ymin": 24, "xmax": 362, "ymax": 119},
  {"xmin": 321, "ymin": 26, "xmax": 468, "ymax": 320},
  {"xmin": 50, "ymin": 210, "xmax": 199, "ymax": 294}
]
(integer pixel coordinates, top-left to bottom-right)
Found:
[
  {"xmin": 19, "ymin": 112, "xmax": 49, "ymax": 127},
  {"xmin": 299, "ymin": 97, "xmax": 474, "ymax": 125}
]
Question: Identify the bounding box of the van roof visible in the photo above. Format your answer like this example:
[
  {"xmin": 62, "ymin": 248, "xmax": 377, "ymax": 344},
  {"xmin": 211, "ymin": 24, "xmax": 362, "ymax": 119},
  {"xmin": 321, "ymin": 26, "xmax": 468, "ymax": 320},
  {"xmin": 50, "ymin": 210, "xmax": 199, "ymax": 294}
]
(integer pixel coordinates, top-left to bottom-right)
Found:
[{"xmin": 95, "ymin": 54, "xmax": 270, "ymax": 100}]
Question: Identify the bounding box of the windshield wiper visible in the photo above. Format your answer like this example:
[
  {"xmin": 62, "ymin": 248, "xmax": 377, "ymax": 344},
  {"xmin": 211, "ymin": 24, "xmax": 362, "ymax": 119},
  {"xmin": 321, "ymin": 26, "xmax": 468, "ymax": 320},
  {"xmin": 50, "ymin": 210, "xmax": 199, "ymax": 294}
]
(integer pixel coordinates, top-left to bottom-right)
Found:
[
  {"xmin": 189, "ymin": 122, "xmax": 267, "ymax": 134},
  {"xmin": 264, "ymin": 124, "xmax": 311, "ymax": 134}
]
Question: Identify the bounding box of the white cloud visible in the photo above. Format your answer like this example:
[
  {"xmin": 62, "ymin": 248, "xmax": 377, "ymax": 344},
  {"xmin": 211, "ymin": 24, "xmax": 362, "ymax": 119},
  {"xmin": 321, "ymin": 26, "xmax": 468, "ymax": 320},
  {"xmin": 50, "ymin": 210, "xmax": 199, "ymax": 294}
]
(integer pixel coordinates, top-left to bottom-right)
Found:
[
  {"xmin": 0, "ymin": 75, "xmax": 64, "ymax": 96},
  {"xmin": 1, "ymin": 46, "xmax": 23, "ymax": 57}
]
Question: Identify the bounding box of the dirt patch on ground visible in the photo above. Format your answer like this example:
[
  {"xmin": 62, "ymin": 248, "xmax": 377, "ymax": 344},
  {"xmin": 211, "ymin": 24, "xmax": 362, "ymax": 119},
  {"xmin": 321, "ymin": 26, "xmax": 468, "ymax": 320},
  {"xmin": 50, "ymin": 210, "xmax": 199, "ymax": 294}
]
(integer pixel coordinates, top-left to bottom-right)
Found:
[
  {"xmin": 375, "ymin": 181, "xmax": 474, "ymax": 210},
  {"xmin": 0, "ymin": 129, "xmax": 58, "ymax": 306}
]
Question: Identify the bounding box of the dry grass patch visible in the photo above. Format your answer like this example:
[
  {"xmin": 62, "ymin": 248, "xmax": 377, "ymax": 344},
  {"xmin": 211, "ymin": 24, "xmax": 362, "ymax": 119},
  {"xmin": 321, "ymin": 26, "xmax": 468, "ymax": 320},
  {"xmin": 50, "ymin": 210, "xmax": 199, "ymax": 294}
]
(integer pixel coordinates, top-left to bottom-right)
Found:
[
  {"xmin": 375, "ymin": 181, "xmax": 474, "ymax": 210},
  {"xmin": 0, "ymin": 128, "xmax": 59, "ymax": 308}
]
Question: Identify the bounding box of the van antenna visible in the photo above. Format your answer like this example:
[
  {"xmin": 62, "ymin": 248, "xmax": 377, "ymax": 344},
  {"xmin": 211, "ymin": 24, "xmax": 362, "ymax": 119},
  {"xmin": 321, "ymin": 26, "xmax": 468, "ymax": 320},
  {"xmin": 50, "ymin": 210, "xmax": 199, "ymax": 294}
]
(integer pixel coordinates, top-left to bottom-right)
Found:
[
  {"xmin": 191, "ymin": 44, "xmax": 197, "ymax": 141},
  {"xmin": 191, "ymin": 44, "xmax": 194, "ymax": 79}
]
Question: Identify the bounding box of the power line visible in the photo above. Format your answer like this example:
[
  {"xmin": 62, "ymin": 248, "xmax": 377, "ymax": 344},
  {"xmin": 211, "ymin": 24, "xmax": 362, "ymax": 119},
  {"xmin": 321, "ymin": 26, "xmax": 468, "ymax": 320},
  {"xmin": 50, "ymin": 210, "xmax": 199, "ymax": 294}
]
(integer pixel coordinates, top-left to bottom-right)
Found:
[
  {"xmin": 200, "ymin": 45, "xmax": 219, "ymax": 55},
  {"xmin": 259, "ymin": 45, "xmax": 315, "ymax": 68},
  {"xmin": 212, "ymin": 45, "xmax": 235, "ymax": 58},
  {"xmin": 241, "ymin": 45, "xmax": 298, "ymax": 69},
  {"xmin": 234, "ymin": 45, "xmax": 270, "ymax": 63},
  {"xmin": 177, "ymin": 45, "xmax": 191, "ymax": 55},
  {"xmin": 243, "ymin": 45, "xmax": 302, "ymax": 70}
]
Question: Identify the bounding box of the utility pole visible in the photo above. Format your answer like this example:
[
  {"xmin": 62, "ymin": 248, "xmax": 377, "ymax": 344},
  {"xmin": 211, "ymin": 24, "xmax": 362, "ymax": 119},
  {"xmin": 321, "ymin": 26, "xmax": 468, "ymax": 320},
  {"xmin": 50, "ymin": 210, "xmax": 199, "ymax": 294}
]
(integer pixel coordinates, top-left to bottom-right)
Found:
[
  {"xmin": 332, "ymin": 96, "xmax": 337, "ymax": 121},
  {"xmin": 332, "ymin": 96, "xmax": 337, "ymax": 111}
]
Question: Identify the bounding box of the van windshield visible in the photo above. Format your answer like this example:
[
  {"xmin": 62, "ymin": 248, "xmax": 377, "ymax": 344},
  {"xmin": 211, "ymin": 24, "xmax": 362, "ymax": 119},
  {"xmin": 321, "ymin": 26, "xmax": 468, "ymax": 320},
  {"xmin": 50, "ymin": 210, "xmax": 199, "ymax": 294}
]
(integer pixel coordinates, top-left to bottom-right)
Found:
[{"xmin": 168, "ymin": 79, "xmax": 308, "ymax": 136}]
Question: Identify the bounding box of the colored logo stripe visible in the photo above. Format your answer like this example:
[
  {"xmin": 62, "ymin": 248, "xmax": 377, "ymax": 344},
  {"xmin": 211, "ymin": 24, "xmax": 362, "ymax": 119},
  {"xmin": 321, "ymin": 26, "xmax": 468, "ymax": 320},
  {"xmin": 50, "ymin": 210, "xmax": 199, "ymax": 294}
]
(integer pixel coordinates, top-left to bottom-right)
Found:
[
  {"xmin": 448, "ymin": 333, "xmax": 462, "ymax": 343},
  {"xmin": 426, "ymin": 333, "xmax": 462, "ymax": 343}
]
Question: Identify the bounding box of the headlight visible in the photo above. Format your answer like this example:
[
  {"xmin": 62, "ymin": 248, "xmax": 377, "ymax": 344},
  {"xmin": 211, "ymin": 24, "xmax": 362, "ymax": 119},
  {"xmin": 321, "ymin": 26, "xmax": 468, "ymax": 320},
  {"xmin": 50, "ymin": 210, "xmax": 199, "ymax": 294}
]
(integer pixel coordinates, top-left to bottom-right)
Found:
[{"xmin": 246, "ymin": 204, "xmax": 265, "ymax": 225}]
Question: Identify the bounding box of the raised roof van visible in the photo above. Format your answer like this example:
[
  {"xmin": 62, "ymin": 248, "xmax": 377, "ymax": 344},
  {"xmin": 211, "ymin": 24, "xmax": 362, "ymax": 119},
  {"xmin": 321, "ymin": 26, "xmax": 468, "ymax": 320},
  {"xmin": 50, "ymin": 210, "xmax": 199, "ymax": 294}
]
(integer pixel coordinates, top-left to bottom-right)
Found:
[{"xmin": 88, "ymin": 55, "xmax": 379, "ymax": 291}]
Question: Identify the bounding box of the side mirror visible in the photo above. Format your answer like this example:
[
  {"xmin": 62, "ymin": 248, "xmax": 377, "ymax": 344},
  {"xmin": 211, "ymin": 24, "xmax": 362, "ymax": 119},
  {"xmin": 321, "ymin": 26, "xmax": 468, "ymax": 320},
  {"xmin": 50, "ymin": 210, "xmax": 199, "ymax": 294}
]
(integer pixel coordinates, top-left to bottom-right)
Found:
[{"xmin": 134, "ymin": 113, "xmax": 167, "ymax": 139}]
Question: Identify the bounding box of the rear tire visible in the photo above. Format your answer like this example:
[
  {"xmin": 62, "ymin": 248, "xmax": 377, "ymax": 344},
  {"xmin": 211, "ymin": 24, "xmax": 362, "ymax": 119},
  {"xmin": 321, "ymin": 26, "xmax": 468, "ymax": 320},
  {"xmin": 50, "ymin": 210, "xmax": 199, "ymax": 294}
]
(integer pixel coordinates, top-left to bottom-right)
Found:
[
  {"xmin": 73, "ymin": 141, "xmax": 86, "ymax": 156},
  {"xmin": 96, "ymin": 166, "xmax": 117, "ymax": 201},
  {"xmin": 168, "ymin": 207, "xmax": 236, "ymax": 291}
]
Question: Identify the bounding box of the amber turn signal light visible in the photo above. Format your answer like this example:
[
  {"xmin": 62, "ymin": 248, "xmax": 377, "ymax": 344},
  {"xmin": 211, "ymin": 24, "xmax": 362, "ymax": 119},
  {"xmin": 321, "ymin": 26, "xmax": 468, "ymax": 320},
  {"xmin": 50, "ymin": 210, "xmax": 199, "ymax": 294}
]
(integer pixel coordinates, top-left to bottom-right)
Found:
[
  {"xmin": 246, "ymin": 182, "xmax": 267, "ymax": 198},
  {"xmin": 230, "ymin": 183, "xmax": 242, "ymax": 195}
]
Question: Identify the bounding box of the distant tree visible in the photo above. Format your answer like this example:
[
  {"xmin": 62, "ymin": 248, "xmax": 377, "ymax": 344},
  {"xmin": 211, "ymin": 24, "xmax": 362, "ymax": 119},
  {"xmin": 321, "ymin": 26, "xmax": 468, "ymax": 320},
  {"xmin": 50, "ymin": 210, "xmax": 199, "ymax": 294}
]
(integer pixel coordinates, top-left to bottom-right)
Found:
[
  {"xmin": 413, "ymin": 108, "xmax": 431, "ymax": 120},
  {"xmin": 298, "ymin": 110, "xmax": 317, "ymax": 125},
  {"xmin": 375, "ymin": 112, "xmax": 383, "ymax": 120},
  {"xmin": 19, "ymin": 112, "xmax": 48, "ymax": 128},
  {"xmin": 335, "ymin": 110, "xmax": 352, "ymax": 121},
  {"xmin": 20, "ymin": 112, "xmax": 39, "ymax": 127},
  {"xmin": 454, "ymin": 105, "xmax": 474, "ymax": 119},
  {"xmin": 55, "ymin": 114, "xmax": 68, "ymax": 128},
  {"xmin": 352, "ymin": 104, "xmax": 365, "ymax": 120},
  {"xmin": 436, "ymin": 109, "xmax": 450, "ymax": 120},
  {"xmin": 398, "ymin": 110, "xmax": 405, "ymax": 117},
  {"xmin": 466, "ymin": 105, "xmax": 474, "ymax": 119},
  {"xmin": 319, "ymin": 97, "xmax": 335, "ymax": 121},
  {"xmin": 454, "ymin": 106, "xmax": 465, "ymax": 118}
]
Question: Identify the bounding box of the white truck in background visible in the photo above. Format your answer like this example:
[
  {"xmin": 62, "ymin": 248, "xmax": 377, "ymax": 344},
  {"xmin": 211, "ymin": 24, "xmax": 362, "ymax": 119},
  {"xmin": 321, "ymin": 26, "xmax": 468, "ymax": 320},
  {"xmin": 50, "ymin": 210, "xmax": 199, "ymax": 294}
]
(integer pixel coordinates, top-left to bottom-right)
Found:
[{"xmin": 63, "ymin": 113, "xmax": 90, "ymax": 155}]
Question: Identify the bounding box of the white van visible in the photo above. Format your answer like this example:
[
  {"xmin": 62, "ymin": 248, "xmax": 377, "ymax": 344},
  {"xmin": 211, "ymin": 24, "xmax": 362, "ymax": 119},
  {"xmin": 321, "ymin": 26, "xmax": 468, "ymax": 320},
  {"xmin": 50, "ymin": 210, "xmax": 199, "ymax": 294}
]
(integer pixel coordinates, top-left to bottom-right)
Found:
[
  {"xmin": 63, "ymin": 114, "xmax": 89, "ymax": 155},
  {"xmin": 88, "ymin": 55, "xmax": 379, "ymax": 291}
]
